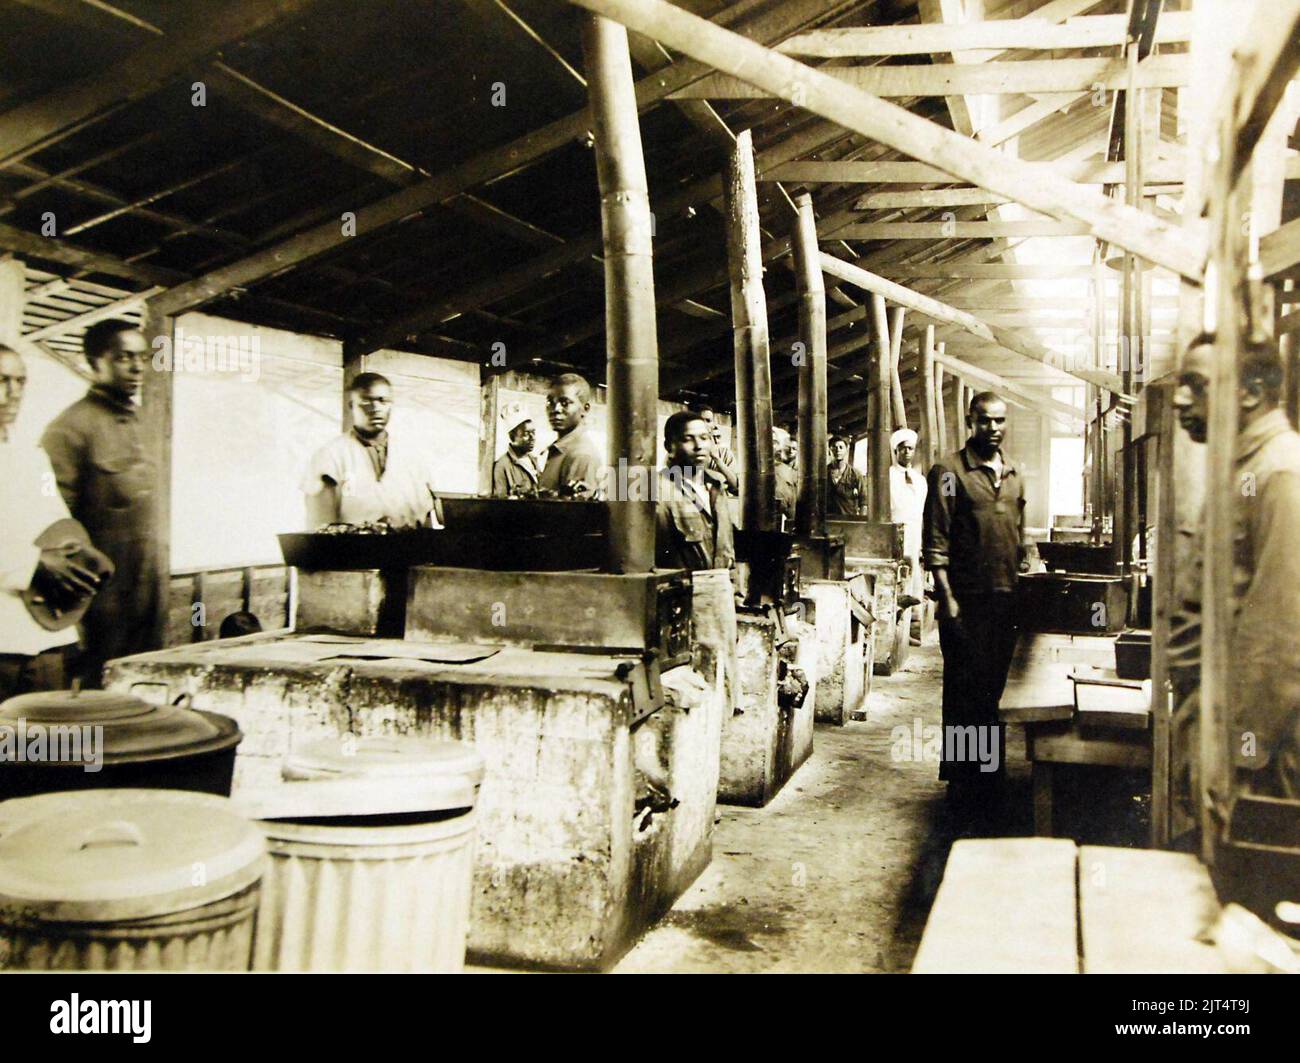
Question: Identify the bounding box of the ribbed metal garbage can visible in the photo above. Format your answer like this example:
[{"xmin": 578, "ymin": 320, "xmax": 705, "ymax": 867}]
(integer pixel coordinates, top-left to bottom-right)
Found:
[
  {"xmin": 0, "ymin": 789, "xmax": 266, "ymax": 971},
  {"xmin": 245, "ymin": 735, "xmax": 484, "ymax": 973}
]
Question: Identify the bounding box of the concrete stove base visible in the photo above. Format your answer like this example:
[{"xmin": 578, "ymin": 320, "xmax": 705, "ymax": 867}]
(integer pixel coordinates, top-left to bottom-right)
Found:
[
  {"xmin": 718, "ymin": 613, "xmax": 815, "ymax": 807},
  {"xmin": 802, "ymin": 580, "xmax": 867, "ymax": 726},
  {"xmin": 105, "ymin": 633, "xmax": 723, "ymax": 971}
]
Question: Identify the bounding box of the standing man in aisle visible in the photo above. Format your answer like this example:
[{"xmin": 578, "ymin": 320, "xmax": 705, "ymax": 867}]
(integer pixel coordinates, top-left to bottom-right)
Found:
[
  {"xmin": 890, "ymin": 427, "xmax": 927, "ymax": 612},
  {"xmin": 923, "ymin": 392, "xmax": 1029, "ymax": 794}
]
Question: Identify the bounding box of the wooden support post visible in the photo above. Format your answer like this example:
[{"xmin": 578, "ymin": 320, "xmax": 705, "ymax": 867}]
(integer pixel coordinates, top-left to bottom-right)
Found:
[
  {"xmin": 341, "ymin": 348, "xmax": 364, "ymax": 432},
  {"xmin": 0, "ymin": 256, "xmax": 22, "ymax": 348},
  {"xmin": 921, "ymin": 324, "xmax": 936, "ymax": 467},
  {"xmin": 889, "ymin": 306, "xmax": 908, "ymax": 430},
  {"xmin": 725, "ymin": 128, "xmax": 776, "ymax": 534},
  {"xmin": 792, "ymin": 193, "xmax": 827, "ymax": 538},
  {"xmin": 934, "ymin": 357, "xmax": 947, "ymax": 458},
  {"xmin": 870, "ymin": 294, "xmax": 893, "ymax": 518},
  {"xmin": 140, "ymin": 305, "xmax": 174, "ymax": 650},
  {"xmin": 584, "ymin": 14, "xmax": 659, "ymax": 573}
]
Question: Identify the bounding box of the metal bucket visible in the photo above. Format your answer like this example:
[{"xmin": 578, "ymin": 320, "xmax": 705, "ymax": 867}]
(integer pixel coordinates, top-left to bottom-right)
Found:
[
  {"xmin": 245, "ymin": 736, "xmax": 484, "ymax": 973},
  {"xmin": 0, "ymin": 789, "xmax": 266, "ymax": 972}
]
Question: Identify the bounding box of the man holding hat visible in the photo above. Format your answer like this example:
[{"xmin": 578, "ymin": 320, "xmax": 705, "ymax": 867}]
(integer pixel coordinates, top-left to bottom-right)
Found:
[
  {"xmin": 1, "ymin": 344, "xmax": 112, "ymax": 699},
  {"xmin": 889, "ymin": 426, "xmax": 926, "ymax": 608},
  {"xmin": 492, "ymin": 403, "xmax": 540, "ymax": 498}
]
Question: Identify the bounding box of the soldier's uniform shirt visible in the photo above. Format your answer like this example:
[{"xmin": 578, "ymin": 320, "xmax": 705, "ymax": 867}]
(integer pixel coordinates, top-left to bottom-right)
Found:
[
  {"xmin": 1168, "ymin": 408, "xmax": 1300, "ymax": 779},
  {"xmin": 828, "ymin": 461, "xmax": 869, "ymax": 516},
  {"xmin": 538, "ymin": 427, "xmax": 604, "ymax": 497},
  {"xmin": 41, "ymin": 386, "xmax": 158, "ymax": 685},
  {"xmin": 491, "ymin": 448, "xmax": 540, "ymax": 498},
  {"xmin": 655, "ymin": 468, "xmax": 735, "ymax": 572}
]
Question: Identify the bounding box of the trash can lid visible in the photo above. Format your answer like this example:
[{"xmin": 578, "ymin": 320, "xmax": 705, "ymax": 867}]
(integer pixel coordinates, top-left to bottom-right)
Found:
[
  {"xmin": 237, "ymin": 737, "xmax": 484, "ymax": 822},
  {"xmin": 0, "ymin": 688, "xmax": 241, "ymax": 764},
  {"xmin": 284, "ymin": 736, "xmax": 484, "ymax": 786},
  {"xmin": 0, "ymin": 788, "xmax": 266, "ymax": 923}
]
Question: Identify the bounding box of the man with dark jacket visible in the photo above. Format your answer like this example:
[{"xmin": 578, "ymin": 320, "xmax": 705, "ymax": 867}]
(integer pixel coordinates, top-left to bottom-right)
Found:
[
  {"xmin": 41, "ymin": 320, "xmax": 157, "ymax": 686},
  {"xmin": 923, "ymin": 391, "xmax": 1029, "ymax": 790}
]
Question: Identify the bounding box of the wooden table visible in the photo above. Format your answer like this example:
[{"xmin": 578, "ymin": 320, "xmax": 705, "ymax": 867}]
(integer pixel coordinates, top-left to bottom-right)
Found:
[
  {"xmin": 912, "ymin": 839, "xmax": 1226, "ymax": 973},
  {"xmin": 999, "ymin": 633, "xmax": 1151, "ymax": 835}
]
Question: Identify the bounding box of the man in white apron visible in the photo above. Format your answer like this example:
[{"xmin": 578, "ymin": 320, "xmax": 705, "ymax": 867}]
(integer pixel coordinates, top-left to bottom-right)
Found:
[{"xmin": 301, "ymin": 372, "xmax": 441, "ymax": 529}]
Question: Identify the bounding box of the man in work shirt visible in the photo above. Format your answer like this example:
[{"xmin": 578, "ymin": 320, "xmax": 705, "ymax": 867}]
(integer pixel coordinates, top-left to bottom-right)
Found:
[
  {"xmin": 695, "ymin": 404, "xmax": 738, "ymax": 495},
  {"xmin": 538, "ymin": 373, "xmax": 605, "ymax": 499},
  {"xmin": 772, "ymin": 425, "xmax": 798, "ymax": 529},
  {"xmin": 1169, "ymin": 335, "xmax": 1300, "ymax": 806},
  {"xmin": 302, "ymin": 371, "xmax": 442, "ymax": 529},
  {"xmin": 656, "ymin": 410, "xmax": 738, "ymax": 715},
  {"xmin": 827, "ymin": 433, "xmax": 868, "ymax": 516},
  {"xmin": 491, "ymin": 403, "xmax": 540, "ymax": 498},
  {"xmin": 923, "ymin": 391, "xmax": 1029, "ymax": 791},
  {"xmin": 41, "ymin": 319, "xmax": 158, "ymax": 686},
  {"xmin": 1, "ymin": 345, "xmax": 108, "ymax": 698}
]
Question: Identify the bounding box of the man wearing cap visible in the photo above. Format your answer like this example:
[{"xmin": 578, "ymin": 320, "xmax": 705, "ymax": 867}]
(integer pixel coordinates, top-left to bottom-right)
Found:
[
  {"xmin": 827, "ymin": 433, "xmax": 868, "ymax": 516},
  {"xmin": 773, "ymin": 425, "xmax": 798, "ymax": 529},
  {"xmin": 1, "ymin": 344, "xmax": 110, "ymax": 698},
  {"xmin": 890, "ymin": 426, "xmax": 927, "ymax": 609},
  {"xmin": 538, "ymin": 372, "xmax": 605, "ymax": 499},
  {"xmin": 302, "ymin": 371, "xmax": 442, "ymax": 529},
  {"xmin": 492, "ymin": 404, "xmax": 540, "ymax": 498}
]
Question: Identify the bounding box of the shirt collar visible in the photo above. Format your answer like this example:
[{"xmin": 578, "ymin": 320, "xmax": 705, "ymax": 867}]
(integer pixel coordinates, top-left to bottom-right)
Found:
[
  {"xmin": 960, "ymin": 441, "xmax": 1014, "ymax": 476},
  {"xmin": 549, "ymin": 427, "xmax": 589, "ymax": 454},
  {"xmin": 352, "ymin": 428, "xmax": 388, "ymax": 449},
  {"xmin": 87, "ymin": 384, "xmax": 137, "ymax": 416},
  {"xmin": 1236, "ymin": 408, "xmax": 1293, "ymax": 463}
]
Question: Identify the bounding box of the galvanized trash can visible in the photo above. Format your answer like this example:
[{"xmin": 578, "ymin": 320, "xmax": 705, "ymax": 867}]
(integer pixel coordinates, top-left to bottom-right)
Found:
[
  {"xmin": 0, "ymin": 685, "xmax": 243, "ymax": 800},
  {"xmin": 244, "ymin": 736, "xmax": 484, "ymax": 973},
  {"xmin": 0, "ymin": 789, "xmax": 266, "ymax": 971}
]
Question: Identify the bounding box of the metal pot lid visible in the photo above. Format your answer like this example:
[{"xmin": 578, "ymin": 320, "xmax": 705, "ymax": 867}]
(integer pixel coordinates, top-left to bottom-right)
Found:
[
  {"xmin": 0, "ymin": 789, "xmax": 266, "ymax": 923},
  {"xmin": 283, "ymin": 736, "xmax": 485, "ymax": 786},
  {"xmin": 0, "ymin": 689, "xmax": 241, "ymax": 763}
]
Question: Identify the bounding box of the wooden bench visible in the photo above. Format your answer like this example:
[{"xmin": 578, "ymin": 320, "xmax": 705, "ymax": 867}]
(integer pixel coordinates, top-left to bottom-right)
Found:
[{"xmin": 912, "ymin": 840, "xmax": 1225, "ymax": 973}]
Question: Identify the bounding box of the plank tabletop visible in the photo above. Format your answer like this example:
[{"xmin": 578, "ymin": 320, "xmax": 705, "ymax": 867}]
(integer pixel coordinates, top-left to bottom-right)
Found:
[
  {"xmin": 1078, "ymin": 846, "xmax": 1226, "ymax": 973},
  {"xmin": 912, "ymin": 838, "xmax": 1080, "ymax": 973}
]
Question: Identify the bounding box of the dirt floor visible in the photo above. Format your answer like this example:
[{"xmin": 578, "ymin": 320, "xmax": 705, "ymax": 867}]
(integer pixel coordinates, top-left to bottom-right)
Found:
[{"xmin": 613, "ymin": 637, "xmax": 1148, "ymax": 974}]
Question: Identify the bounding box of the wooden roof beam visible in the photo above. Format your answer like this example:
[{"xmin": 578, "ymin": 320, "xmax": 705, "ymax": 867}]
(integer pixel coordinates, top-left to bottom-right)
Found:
[
  {"xmin": 670, "ymin": 53, "xmax": 1189, "ymax": 100},
  {"xmin": 0, "ymin": 0, "xmax": 321, "ymax": 167},
  {"xmin": 819, "ymin": 250, "xmax": 1126, "ymax": 394},
  {"xmin": 779, "ymin": 10, "xmax": 1192, "ymax": 57},
  {"xmin": 147, "ymin": 0, "xmax": 842, "ymax": 317},
  {"xmin": 554, "ymin": 0, "xmax": 1201, "ymax": 278}
]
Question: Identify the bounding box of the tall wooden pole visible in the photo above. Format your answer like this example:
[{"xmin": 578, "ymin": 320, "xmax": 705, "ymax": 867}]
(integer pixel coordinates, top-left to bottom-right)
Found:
[
  {"xmin": 921, "ymin": 323, "xmax": 936, "ymax": 466},
  {"xmin": 934, "ymin": 359, "xmax": 948, "ymax": 458},
  {"xmin": 584, "ymin": 15, "xmax": 658, "ymax": 572},
  {"xmin": 725, "ymin": 128, "xmax": 775, "ymax": 533},
  {"xmin": 792, "ymin": 192, "xmax": 827, "ymax": 537},
  {"xmin": 870, "ymin": 294, "xmax": 892, "ymax": 518},
  {"xmin": 889, "ymin": 306, "xmax": 908, "ymax": 429},
  {"xmin": 140, "ymin": 305, "xmax": 174, "ymax": 649}
]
